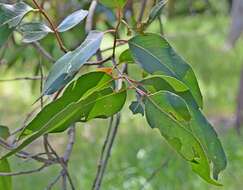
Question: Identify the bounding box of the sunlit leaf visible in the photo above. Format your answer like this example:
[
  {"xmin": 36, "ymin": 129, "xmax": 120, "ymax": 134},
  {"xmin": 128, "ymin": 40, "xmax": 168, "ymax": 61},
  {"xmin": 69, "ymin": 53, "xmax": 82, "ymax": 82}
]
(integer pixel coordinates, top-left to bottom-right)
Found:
[
  {"xmin": 145, "ymin": 91, "xmax": 221, "ymax": 185},
  {"xmin": 18, "ymin": 22, "xmax": 52, "ymax": 43},
  {"xmin": 1, "ymin": 86, "xmax": 126, "ymax": 160},
  {"xmin": 129, "ymin": 33, "xmax": 203, "ymax": 108},
  {"xmin": 57, "ymin": 9, "xmax": 88, "ymax": 32},
  {"xmin": 21, "ymin": 71, "xmax": 114, "ymax": 137},
  {"xmin": 141, "ymin": 75, "xmax": 227, "ymax": 181},
  {"xmin": 44, "ymin": 30, "xmax": 104, "ymax": 95},
  {"xmin": 0, "ymin": 2, "xmax": 33, "ymax": 28}
]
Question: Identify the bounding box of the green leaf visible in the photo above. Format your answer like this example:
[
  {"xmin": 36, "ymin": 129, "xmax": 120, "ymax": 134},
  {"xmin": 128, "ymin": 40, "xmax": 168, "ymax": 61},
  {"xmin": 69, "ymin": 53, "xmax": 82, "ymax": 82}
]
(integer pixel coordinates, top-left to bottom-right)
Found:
[
  {"xmin": 0, "ymin": 2, "xmax": 33, "ymax": 28},
  {"xmin": 0, "ymin": 25, "xmax": 12, "ymax": 48},
  {"xmin": 145, "ymin": 91, "xmax": 221, "ymax": 186},
  {"xmin": 141, "ymin": 75, "xmax": 227, "ymax": 181},
  {"xmin": 0, "ymin": 126, "xmax": 12, "ymax": 190},
  {"xmin": 21, "ymin": 71, "xmax": 114, "ymax": 137},
  {"xmin": 57, "ymin": 9, "xmax": 88, "ymax": 32},
  {"xmin": 99, "ymin": 0, "xmax": 127, "ymax": 9},
  {"xmin": 128, "ymin": 33, "xmax": 203, "ymax": 108},
  {"xmin": 44, "ymin": 30, "xmax": 104, "ymax": 95},
  {"xmin": 119, "ymin": 49, "xmax": 134, "ymax": 64},
  {"xmin": 1, "ymin": 86, "xmax": 126, "ymax": 160},
  {"xmin": 18, "ymin": 22, "xmax": 52, "ymax": 43},
  {"xmin": 0, "ymin": 159, "xmax": 11, "ymax": 190},
  {"xmin": 147, "ymin": 0, "xmax": 167, "ymax": 25}
]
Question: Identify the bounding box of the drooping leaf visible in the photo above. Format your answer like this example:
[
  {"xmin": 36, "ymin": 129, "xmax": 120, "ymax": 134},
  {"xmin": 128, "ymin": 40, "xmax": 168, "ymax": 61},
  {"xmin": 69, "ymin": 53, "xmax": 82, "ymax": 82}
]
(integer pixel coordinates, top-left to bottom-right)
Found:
[
  {"xmin": 0, "ymin": 125, "xmax": 11, "ymax": 190},
  {"xmin": 146, "ymin": 0, "xmax": 167, "ymax": 25},
  {"xmin": 141, "ymin": 75, "xmax": 227, "ymax": 180},
  {"xmin": 119, "ymin": 49, "xmax": 134, "ymax": 64},
  {"xmin": 44, "ymin": 30, "xmax": 104, "ymax": 95},
  {"xmin": 57, "ymin": 9, "xmax": 88, "ymax": 32},
  {"xmin": 1, "ymin": 86, "xmax": 127, "ymax": 160},
  {"xmin": 0, "ymin": 25, "xmax": 13, "ymax": 48},
  {"xmin": 18, "ymin": 22, "xmax": 52, "ymax": 43},
  {"xmin": 0, "ymin": 2, "xmax": 33, "ymax": 28},
  {"xmin": 99, "ymin": 0, "xmax": 127, "ymax": 9},
  {"xmin": 21, "ymin": 71, "xmax": 114, "ymax": 137},
  {"xmin": 145, "ymin": 91, "xmax": 221, "ymax": 185},
  {"xmin": 128, "ymin": 33, "xmax": 203, "ymax": 108}
]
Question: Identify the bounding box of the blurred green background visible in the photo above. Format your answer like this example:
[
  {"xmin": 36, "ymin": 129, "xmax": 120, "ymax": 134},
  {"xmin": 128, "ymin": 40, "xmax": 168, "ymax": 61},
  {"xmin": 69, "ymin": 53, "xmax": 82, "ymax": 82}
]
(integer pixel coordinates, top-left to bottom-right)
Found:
[{"xmin": 1, "ymin": 0, "xmax": 243, "ymax": 189}]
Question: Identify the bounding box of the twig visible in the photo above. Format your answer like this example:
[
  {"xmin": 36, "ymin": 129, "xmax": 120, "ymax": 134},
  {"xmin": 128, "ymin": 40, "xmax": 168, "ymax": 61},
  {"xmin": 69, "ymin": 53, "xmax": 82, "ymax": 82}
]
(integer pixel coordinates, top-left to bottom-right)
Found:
[
  {"xmin": 84, "ymin": 56, "xmax": 112, "ymax": 66},
  {"xmin": 85, "ymin": 0, "xmax": 98, "ymax": 33},
  {"xmin": 140, "ymin": 158, "xmax": 169, "ymax": 190},
  {"xmin": 31, "ymin": 0, "xmax": 68, "ymax": 53},
  {"xmin": 45, "ymin": 171, "xmax": 63, "ymax": 190},
  {"xmin": 92, "ymin": 113, "xmax": 121, "ymax": 190},
  {"xmin": 138, "ymin": 0, "xmax": 147, "ymax": 23},
  {"xmin": 0, "ymin": 164, "xmax": 49, "ymax": 176},
  {"xmin": 63, "ymin": 126, "xmax": 76, "ymax": 163},
  {"xmin": 0, "ymin": 76, "xmax": 44, "ymax": 82},
  {"xmin": 32, "ymin": 42, "xmax": 55, "ymax": 63}
]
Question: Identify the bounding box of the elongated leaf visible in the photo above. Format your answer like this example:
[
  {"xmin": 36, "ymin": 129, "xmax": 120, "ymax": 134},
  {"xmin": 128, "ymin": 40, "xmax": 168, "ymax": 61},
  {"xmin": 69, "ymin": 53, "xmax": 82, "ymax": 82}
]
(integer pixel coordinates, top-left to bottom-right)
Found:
[
  {"xmin": 44, "ymin": 30, "xmax": 104, "ymax": 95},
  {"xmin": 0, "ymin": 2, "xmax": 33, "ymax": 28},
  {"xmin": 0, "ymin": 25, "xmax": 12, "ymax": 48},
  {"xmin": 141, "ymin": 75, "xmax": 227, "ymax": 180},
  {"xmin": 0, "ymin": 159, "xmax": 11, "ymax": 190},
  {"xmin": 21, "ymin": 71, "xmax": 114, "ymax": 137},
  {"xmin": 99, "ymin": 0, "xmax": 127, "ymax": 9},
  {"xmin": 57, "ymin": 9, "xmax": 88, "ymax": 32},
  {"xmin": 145, "ymin": 91, "xmax": 220, "ymax": 185},
  {"xmin": 1, "ymin": 87, "xmax": 126, "ymax": 160},
  {"xmin": 0, "ymin": 126, "xmax": 11, "ymax": 190},
  {"xmin": 18, "ymin": 22, "xmax": 52, "ymax": 43},
  {"xmin": 129, "ymin": 33, "xmax": 203, "ymax": 108},
  {"xmin": 147, "ymin": 0, "xmax": 167, "ymax": 25}
]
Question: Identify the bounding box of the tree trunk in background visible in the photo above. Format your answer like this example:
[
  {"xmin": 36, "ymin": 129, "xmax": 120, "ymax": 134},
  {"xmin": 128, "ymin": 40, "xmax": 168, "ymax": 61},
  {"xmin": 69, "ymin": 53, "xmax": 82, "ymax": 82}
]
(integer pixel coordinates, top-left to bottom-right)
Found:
[
  {"xmin": 235, "ymin": 69, "xmax": 243, "ymax": 134},
  {"xmin": 168, "ymin": 0, "xmax": 176, "ymax": 18},
  {"xmin": 228, "ymin": 0, "xmax": 233, "ymax": 13},
  {"xmin": 228, "ymin": 0, "xmax": 243, "ymax": 134},
  {"xmin": 227, "ymin": 0, "xmax": 243, "ymax": 47}
]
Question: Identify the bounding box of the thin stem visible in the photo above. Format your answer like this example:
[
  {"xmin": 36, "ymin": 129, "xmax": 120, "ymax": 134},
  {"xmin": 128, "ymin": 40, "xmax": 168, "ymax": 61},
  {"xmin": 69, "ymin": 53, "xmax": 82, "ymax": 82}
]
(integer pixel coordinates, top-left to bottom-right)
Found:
[
  {"xmin": 0, "ymin": 76, "xmax": 44, "ymax": 82},
  {"xmin": 138, "ymin": 0, "xmax": 147, "ymax": 23},
  {"xmin": 32, "ymin": 0, "xmax": 68, "ymax": 53},
  {"xmin": 0, "ymin": 164, "xmax": 49, "ymax": 176}
]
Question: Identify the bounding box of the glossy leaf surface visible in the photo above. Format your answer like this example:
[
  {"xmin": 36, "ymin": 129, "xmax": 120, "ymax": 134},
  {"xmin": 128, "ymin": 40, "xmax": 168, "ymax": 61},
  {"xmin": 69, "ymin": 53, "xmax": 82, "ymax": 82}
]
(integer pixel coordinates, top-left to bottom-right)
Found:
[
  {"xmin": 18, "ymin": 22, "xmax": 52, "ymax": 43},
  {"xmin": 44, "ymin": 31, "xmax": 104, "ymax": 95},
  {"xmin": 0, "ymin": 2, "xmax": 33, "ymax": 28},
  {"xmin": 57, "ymin": 9, "xmax": 88, "ymax": 32},
  {"xmin": 129, "ymin": 33, "xmax": 203, "ymax": 108}
]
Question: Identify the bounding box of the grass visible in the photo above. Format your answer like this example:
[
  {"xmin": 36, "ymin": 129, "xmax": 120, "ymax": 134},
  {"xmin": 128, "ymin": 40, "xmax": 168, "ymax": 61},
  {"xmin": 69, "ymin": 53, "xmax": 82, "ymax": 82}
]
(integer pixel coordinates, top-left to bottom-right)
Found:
[{"xmin": 1, "ymin": 14, "xmax": 243, "ymax": 189}]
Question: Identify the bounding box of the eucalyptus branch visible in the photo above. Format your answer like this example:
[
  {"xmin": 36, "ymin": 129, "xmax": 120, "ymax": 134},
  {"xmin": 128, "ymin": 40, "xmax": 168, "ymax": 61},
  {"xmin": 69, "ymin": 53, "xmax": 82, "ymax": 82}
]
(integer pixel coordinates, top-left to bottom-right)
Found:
[
  {"xmin": 85, "ymin": 0, "xmax": 98, "ymax": 33},
  {"xmin": 140, "ymin": 158, "xmax": 169, "ymax": 190},
  {"xmin": 32, "ymin": 42, "xmax": 55, "ymax": 63},
  {"xmin": 0, "ymin": 76, "xmax": 44, "ymax": 82},
  {"xmin": 31, "ymin": 0, "xmax": 68, "ymax": 53},
  {"xmin": 138, "ymin": 0, "xmax": 147, "ymax": 23},
  {"xmin": 0, "ymin": 164, "xmax": 50, "ymax": 176}
]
